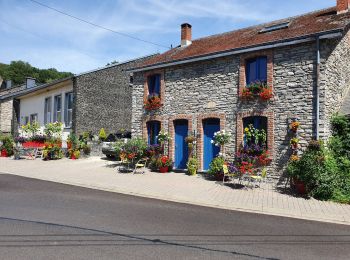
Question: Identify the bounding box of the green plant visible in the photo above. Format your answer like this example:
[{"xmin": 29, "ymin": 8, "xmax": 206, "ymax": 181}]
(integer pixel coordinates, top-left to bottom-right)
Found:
[
  {"xmin": 187, "ymin": 157, "xmax": 199, "ymax": 175},
  {"xmin": 73, "ymin": 150, "xmax": 80, "ymax": 159},
  {"xmin": 67, "ymin": 133, "xmax": 79, "ymax": 149},
  {"xmin": 156, "ymin": 155, "xmax": 172, "ymax": 168},
  {"xmin": 0, "ymin": 134, "xmax": 14, "ymax": 156},
  {"xmin": 212, "ymin": 130, "xmax": 231, "ymax": 146},
  {"xmin": 208, "ymin": 156, "xmax": 225, "ymax": 176},
  {"xmin": 244, "ymin": 124, "xmax": 266, "ymax": 145},
  {"xmin": 99, "ymin": 128, "xmax": 107, "ymax": 141},
  {"xmin": 157, "ymin": 130, "xmax": 170, "ymax": 143},
  {"xmin": 44, "ymin": 122, "xmax": 63, "ymax": 138},
  {"xmin": 123, "ymin": 138, "xmax": 147, "ymax": 161},
  {"xmin": 21, "ymin": 122, "xmax": 40, "ymax": 137}
]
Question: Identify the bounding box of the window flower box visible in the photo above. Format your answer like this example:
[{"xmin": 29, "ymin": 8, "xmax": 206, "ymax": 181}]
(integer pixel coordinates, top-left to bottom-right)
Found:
[
  {"xmin": 241, "ymin": 81, "xmax": 273, "ymax": 101},
  {"xmin": 144, "ymin": 95, "xmax": 162, "ymax": 111}
]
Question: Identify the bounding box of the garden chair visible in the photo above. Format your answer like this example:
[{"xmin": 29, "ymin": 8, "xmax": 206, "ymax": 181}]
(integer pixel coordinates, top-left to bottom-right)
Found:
[
  {"xmin": 222, "ymin": 165, "xmax": 239, "ymax": 184},
  {"xmin": 133, "ymin": 158, "xmax": 148, "ymax": 174},
  {"xmin": 118, "ymin": 158, "xmax": 131, "ymax": 173},
  {"xmin": 248, "ymin": 168, "xmax": 268, "ymax": 188}
]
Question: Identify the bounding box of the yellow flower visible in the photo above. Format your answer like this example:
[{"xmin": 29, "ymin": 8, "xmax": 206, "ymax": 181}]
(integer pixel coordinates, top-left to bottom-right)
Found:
[{"xmin": 244, "ymin": 127, "xmax": 249, "ymax": 132}]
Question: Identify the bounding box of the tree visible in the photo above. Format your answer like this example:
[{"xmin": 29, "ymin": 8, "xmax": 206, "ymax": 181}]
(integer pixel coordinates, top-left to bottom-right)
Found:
[{"xmin": 0, "ymin": 60, "xmax": 73, "ymax": 86}]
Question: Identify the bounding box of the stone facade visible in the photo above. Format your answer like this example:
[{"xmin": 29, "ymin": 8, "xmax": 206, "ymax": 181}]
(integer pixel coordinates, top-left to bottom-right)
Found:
[
  {"xmin": 0, "ymin": 85, "xmax": 26, "ymax": 133},
  {"xmin": 132, "ymin": 31, "xmax": 350, "ymax": 178},
  {"xmin": 74, "ymin": 56, "xmax": 155, "ymax": 136}
]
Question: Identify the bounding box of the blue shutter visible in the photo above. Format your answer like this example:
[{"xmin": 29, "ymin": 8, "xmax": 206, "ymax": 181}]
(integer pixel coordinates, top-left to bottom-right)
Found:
[
  {"xmin": 155, "ymin": 75, "xmax": 160, "ymax": 96},
  {"xmin": 258, "ymin": 57, "xmax": 267, "ymax": 83},
  {"xmin": 246, "ymin": 59, "xmax": 257, "ymax": 85}
]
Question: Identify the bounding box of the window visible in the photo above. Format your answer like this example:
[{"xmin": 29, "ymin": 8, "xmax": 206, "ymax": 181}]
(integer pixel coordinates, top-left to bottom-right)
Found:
[
  {"xmin": 44, "ymin": 97, "xmax": 52, "ymax": 124},
  {"xmin": 260, "ymin": 22, "xmax": 289, "ymax": 33},
  {"xmin": 24, "ymin": 116, "xmax": 29, "ymax": 125},
  {"xmin": 147, "ymin": 74, "xmax": 161, "ymax": 97},
  {"xmin": 30, "ymin": 114, "xmax": 38, "ymax": 123},
  {"xmin": 64, "ymin": 92, "xmax": 73, "ymax": 128},
  {"xmin": 246, "ymin": 56, "xmax": 267, "ymax": 85},
  {"xmin": 147, "ymin": 121, "xmax": 161, "ymax": 145},
  {"xmin": 243, "ymin": 116, "xmax": 268, "ymax": 146},
  {"xmin": 54, "ymin": 95, "xmax": 62, "ymax": 122}
]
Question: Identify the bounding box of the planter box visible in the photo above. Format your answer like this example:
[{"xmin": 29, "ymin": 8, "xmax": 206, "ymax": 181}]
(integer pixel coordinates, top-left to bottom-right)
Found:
[
  {"xmin": 23, "ymin": 141, "xmax": 45, "ymax": 148},
  {"xmin": 1, "ymin": 149, "xmax": 8, "ymax": 157}
]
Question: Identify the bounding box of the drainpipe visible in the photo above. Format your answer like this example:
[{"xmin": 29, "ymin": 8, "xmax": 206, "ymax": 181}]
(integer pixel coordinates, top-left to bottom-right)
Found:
[{"xmin": 316, "ymin": 36, "xmax": 320, "ymax": 140}]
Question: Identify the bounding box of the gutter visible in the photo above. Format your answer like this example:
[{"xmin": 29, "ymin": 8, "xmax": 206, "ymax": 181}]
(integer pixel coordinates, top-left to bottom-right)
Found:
[
  {"xmin": 128, "ymin": 30, "xmax": 343, "ymax": 73},
  {"xmin": 316, "ymin": 36, "xmax": 321, "ymax": 140}
]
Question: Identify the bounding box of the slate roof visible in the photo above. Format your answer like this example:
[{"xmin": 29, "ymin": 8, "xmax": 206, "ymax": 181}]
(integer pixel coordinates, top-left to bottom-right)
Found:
[{"xmin": 138, "ymin": 7, "xmax": 350, "ymax": 69}]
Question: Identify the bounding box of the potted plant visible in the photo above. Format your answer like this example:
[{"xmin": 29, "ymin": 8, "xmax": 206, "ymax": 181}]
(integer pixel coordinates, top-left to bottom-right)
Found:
[
  {"xmin": 144, "ymin": 94, "xmax": 162, "ymax": 111},
  {"xmin": 289, "ymin": 121, "xmax": 300, "ymax": 132},
  {"xmin": 290, "ymin": 138, "xmax": 299, "ymax": 149},
  {"xmin": 241, "ymin": 81, "xmax": 273, "ymax": 101},
  {"xmin": 211, "ymin": 130, "xmax": 231, "ymax": 157},
  {"xmin": 187, "ymin": 157, "xmax": 199, "ymax": 175},
  {"xmin": 208, "ymin": 156, "xmax": 226, "ymax": 180},
  {"xmin": 157, "ymin": 155, "xmax": 172, "ymax": 173},
  {"xmin": 99, "ymin": 128, "xmax": 107, "ymax": 142},
  {"xmin": 0, "ymin": 135, "xmax": 14, "ymax": 157}
]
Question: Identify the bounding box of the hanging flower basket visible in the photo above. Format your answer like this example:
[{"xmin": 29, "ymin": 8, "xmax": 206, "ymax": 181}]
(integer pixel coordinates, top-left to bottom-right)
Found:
[{"xmin": 289, "ymin": 121, "xmax": 300, "ymax": 132}]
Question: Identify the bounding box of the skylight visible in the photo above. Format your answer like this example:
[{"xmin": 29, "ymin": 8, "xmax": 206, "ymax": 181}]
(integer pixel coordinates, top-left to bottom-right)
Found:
[{"xmin": 259, "ymin": 22, "xmax": 290, "ymax": 33}]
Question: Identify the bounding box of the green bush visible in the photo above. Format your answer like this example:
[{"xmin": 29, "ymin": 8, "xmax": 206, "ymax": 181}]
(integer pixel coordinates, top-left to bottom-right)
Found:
[
  {"xmin": 187, "ymin": 157, "xmax": 199, "ymax": 175},
  {"xmin": 99, "ymin": 128, "xmax": 107, "ymax": 141},
  {"xmin": 208, "ymin": 156, "xmax": 225, "ymax": 177},
  {"xmin": 0, "ymin": 134, "xmax": 14, "ymax": 156}
]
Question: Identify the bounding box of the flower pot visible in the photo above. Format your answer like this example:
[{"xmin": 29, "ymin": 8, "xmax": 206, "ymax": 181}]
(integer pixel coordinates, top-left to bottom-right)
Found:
[
  {"xmin": 1, "ymin": 149, "xmax": 8, "ymax": 157},
  {"xmin": 292, "ymin": 177, "xmax": 306, "ymax": 195},
  {"xmin": 71, "ymin": 154, "xmax": 76, "ymax": 160},
  {"xmin": 159, "ymin": 166, "xmax": 168, "ymax": 173}
]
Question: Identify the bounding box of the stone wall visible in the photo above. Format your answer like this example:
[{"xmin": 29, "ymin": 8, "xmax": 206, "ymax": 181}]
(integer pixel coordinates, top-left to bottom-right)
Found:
[
  {"xmin": 74, "ymin": 56, "xmax": 155, "ymax": 136},
  {"xmin": 0, "ymin": 85, "xmax": 26, "ymax": 134},
  {"xmin": 132, "ymin": 39, "xmax": 347, "ymax": 178},
  {"xmin": 320, "ymin": 30, "xmax": 350, "ymax": 139}
]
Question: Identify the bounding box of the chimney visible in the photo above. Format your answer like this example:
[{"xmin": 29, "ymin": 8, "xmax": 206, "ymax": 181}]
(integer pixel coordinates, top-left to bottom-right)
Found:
[
  {"xmin": 181, "ymin": 23, "xmax": 192, "ymax": 47},
  {"xmin": 337, "ymin": 0, "xmax": 350, "ymax": 14},
  {"xmin": 26, "ymin": 77, "xmax": 36, "ymax": 89},
  {"xmin": 6, "ymin": 80, "xmax": 12, "ymax": 89}
]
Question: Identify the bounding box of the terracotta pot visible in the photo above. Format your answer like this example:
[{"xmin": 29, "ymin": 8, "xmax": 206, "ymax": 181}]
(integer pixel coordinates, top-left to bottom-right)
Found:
[
  {"xmin": 159, "ymin": 166, "xmax": 168, "ymax": 173},
  {"xmin": 1, "ymin": 149, "xmax": 8, "ymax": 157},
  {"xmin": 23, "ymin": 141, "xmax": 45, "ymax": 148},
  {"xmin": 71, "ymin": 154, "xmax": 76, "ymax": 160},
  {"xmin": 292, "ymin": 177, "xmax": 307, "ymax": 195}
]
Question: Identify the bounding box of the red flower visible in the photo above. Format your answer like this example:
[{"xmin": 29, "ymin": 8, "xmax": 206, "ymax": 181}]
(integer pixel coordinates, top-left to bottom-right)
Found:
[{"xmin": 161, "ymin": 156, "xmax": 169, "ymax": 164}]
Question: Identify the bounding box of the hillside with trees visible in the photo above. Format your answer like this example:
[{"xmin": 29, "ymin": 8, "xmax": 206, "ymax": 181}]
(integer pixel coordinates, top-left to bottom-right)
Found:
[{"xmin": 0, "ymin": 61, "xmax": 73, "ymax": 86}]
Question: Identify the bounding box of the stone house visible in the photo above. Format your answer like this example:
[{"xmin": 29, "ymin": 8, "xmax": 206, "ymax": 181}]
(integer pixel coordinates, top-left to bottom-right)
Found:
[
  {"xmin": 130, "ymin": 1, "xmax": 350, "ymax": 177},
  {"xmin": 0, "ymin": 55, "xmax": 156, "ymax": 139}
]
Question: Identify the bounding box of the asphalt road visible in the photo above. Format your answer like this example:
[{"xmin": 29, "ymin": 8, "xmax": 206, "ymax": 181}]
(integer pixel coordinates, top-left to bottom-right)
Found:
[{"xmin": 0, "ymin": 174, "xmax": 349, "ymax": 260}]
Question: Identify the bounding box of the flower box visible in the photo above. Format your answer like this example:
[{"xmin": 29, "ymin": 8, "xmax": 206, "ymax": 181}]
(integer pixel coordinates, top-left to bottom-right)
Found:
[
  {"xmin": 23, "ymin": 141, "xmax": 45, "ymax": 148},
  {"xmin": 241, "ymin": 82, "xmax": 273, "ymax": 101},
  {"xmin": 144, "ymin": 95, "xmax": 162, "ymax": 111}
]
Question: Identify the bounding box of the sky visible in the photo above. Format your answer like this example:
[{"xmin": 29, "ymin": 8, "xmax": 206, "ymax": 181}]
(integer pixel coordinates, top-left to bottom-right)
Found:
[{"xmin": 0, "ymin": 0, "xmax": 336, "ymax": 74}]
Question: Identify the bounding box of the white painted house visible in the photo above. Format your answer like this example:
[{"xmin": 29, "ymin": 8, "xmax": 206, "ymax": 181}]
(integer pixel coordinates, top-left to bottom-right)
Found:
[{"xmin": 13, "ymin": 77, "xmax": 74, "ymax": 140}]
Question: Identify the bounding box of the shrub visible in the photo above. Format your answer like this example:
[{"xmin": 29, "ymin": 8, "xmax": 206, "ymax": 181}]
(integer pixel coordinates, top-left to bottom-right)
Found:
[
  {"xmin": 99, "ymin": 128, "xmax": 107, "ymax": 141},
  {"xmin": 0, "ymin": 135, "xmax": 14, "ymax": 156},
  {"xmin": 208, "ymin": 156, "xmax": 225, "ymax": 177},
  {"xmin": 187, "ymin": 157, "xmax": 199, "ymax": 175}
]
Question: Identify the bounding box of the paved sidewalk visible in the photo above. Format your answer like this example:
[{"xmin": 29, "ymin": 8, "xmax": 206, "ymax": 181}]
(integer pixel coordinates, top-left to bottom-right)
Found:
[{"xmin": 0, "ymin": 156, "xmax": 349, "ymax": 225}]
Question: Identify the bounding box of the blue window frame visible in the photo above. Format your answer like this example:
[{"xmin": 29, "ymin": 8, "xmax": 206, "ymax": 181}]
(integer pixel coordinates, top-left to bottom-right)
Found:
[
  {"xmin": 147, "ymin": 121, "xmax": 161, "ymax": 145},
  {"xmin": 148, "ymin": 74, "xmax": 161, "ymax": 96},
  {"xmin": 246, "ymin": 56, "xmax": 267, "ymax": 85}
]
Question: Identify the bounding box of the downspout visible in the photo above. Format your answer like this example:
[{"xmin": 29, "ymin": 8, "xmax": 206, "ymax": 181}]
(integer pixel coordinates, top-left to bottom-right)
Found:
[{"xmin": 316, "ymin": 36, "xmax": 320, "ymax": 140}]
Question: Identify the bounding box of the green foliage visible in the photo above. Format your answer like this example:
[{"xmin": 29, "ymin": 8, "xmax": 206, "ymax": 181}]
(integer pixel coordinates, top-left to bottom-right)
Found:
[
  {"xmin": 21, "ymin": 122, "xmax": 40, "ymax": 137},
  {"xmin": 187, "ymin": 157, "xmax": 199, "ymax": 175},
  {"xmin": 44, "ymin": 122, "xmax": 63, "ymax": 139},
  {"xmin": 0, "ymin": 60, "xmax": 72, "ymax": 85},
  {"xmin": 123, "ymin": 138, "xmax": 147, "ymax": 161},
  {"xmin": 99, "ymin": 128, "xmax": 107, "ymax": 141},
  {"xmin": 208, "ymin": 156, "xmax": 225, "ymax": 176},
  {"xmin": 0, "ymin": 134, "xmax": 14, "ymax": 156},
  {"xmin": 287, "ymin": 114, "xmax": 350, "ymax": 204}
]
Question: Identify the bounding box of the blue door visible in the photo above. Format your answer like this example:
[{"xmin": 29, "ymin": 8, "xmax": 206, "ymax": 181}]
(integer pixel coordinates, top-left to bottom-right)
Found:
[
  {"xmin": 203, "ymin": 119, "xmax": 220, "ymax": 171},
  {"xmin": 174, "ymin": 120, "xmax": 189, "ymax": 169}
]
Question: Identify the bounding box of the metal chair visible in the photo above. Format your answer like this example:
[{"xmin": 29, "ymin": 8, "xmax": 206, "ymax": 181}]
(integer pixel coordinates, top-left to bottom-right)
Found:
[
  {"xmin": 222, "ymin": 164, "xmax": 239, "ymax": 184},
  {"xmin": 248, "ymin": 168, "xmax": 268, "ymax": 188},
  {"xmin": 133, "ymin": 158, "xmax": 148, "ymax": 174}
]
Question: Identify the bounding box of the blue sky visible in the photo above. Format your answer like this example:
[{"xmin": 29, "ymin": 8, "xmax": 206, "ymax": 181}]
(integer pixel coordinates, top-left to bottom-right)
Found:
[{"xmin": 0, "ymin": 0, "xmax": 335, "ymax": 74}]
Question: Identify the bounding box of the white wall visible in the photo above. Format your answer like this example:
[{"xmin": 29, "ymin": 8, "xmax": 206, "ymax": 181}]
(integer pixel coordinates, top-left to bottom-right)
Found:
[{"xmin": 19, "ymin": 83, "xmax": 73, "ymax": 140}]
